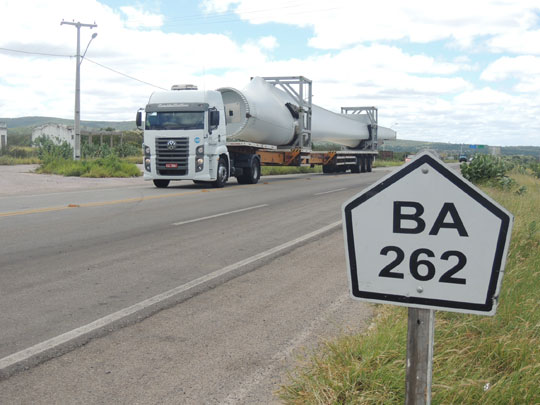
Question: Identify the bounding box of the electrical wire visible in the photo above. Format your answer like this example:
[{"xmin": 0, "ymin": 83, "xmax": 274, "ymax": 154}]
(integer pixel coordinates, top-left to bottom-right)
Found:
[
  {"xmin": 0, "ymin": 46, "xmax": 167, "ymax": 91},
  {"xmin": 84, "ymin": 58, "xmax": 168, "ymax": 90},
  {"xmin": 0, "ymin": 47, "xmax": 73, "ymax": 58}
]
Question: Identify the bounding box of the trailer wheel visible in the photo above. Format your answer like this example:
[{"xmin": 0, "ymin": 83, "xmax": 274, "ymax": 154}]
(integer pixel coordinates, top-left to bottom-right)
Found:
[
  {"xmin": 212, "ymin": 157, "xmax": 228, "ymax": 188},
  {"xmin": 351, "ymin": 157, "xmax": 361, "ymax": 173},
  {"xmin": 153, "ymin": 179, "xmax": 170, "ymax": 188},
  {"xmin": 360, "ymin": 156, "xmax": 367, "ymax": 173},
  {"xmin": 322, "ymin": 165, "xmax": 334, "ymax": 174},
  {"xmin": 366, "ymin": 156, "xmax": 372, "ymax": 172},
  {"xmin": 237, "ymin": 158, "xmax": 260, "ymax": 184}
]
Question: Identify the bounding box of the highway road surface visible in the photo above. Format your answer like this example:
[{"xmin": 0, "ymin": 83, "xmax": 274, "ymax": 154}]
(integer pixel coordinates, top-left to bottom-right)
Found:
[{"xmin": 0, "ymin": 167, "xmax": 394, "ymax": 402}]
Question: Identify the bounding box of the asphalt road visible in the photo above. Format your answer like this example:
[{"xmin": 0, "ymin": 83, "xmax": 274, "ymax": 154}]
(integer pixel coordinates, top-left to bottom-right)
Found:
[{"xmin": 0, "ymin": 167, "xmax": 393, "ymax": 402}]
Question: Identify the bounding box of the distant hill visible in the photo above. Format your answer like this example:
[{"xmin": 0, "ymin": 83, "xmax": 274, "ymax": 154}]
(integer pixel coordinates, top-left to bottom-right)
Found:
[
  {"xmin": 2, "ymin": 116, "xmax": 539, "ymax": 158},
  {"xmin": 381, "ymin": 139, "xmax": 540, "ymax": 158},
  {"xmin": 0, "ymin": 116, "xmax": 136, "ymax": 133}
]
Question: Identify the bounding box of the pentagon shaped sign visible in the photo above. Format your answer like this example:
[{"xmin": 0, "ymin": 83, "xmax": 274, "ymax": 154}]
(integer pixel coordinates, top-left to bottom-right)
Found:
[{"xmin": 343, "ymin": 152, "xmax": 513, "ymax": 315}]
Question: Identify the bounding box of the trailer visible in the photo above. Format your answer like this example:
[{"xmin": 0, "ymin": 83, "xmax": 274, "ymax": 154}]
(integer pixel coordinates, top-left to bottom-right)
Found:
[{"xmin": 136, "ymin": 76, "xmax": 396, "ymax": 188}]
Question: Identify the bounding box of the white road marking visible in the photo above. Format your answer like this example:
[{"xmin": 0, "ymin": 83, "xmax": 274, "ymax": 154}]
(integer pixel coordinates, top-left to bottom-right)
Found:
[
  {"xmin": 172, "ymin": 204, "xmax": 269, "ymax": 226},
  {"xmin": 314, "ymin": 188, "xmax": 347, "ymax": 196},
  {"xmin": 0, "ymin": 220, "xmax": 342, "ymax": 374}
]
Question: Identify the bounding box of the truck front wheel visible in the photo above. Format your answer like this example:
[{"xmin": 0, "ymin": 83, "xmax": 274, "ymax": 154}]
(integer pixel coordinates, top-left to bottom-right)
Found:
[
  {"xmin": 153, "ymin": 179, "xmax": 170, "ymax": 188},
  {"xmin": 212, "ymin": 157, "xmax": 228, "ymax": 188}
]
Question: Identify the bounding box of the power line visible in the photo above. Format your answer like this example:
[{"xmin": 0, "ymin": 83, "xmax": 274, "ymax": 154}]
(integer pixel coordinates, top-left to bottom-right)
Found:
[
  {"xmin": 0, "ymin": 46, "xmax": 166, "ymax": 90},
  {"xmin": 0, "ymin": 47, "xmax": 73, "ymax": 58},
  {"xmin": 84, "ymin": 58, "xmax": 168, "ymax": 90}
]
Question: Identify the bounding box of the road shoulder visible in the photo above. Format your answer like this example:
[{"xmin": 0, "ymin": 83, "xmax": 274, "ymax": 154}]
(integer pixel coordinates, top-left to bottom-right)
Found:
[{"xmin": 0, "ymin": 228, "xmax": 373, "ymax": 404}]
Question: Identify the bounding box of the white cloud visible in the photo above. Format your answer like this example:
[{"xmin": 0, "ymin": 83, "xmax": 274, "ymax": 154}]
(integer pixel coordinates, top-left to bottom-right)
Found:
[
  {"xmin": 258, "ymin": 36, "xmax": 278, "ymax": 50},
  {"xmin": 120, "ymin": 6, "xmax": 164, "ymax": 29},
  {"xmin": 203, "ymin": 0, "xmax": 540, "ymax": 50},
  {"xmin": 0, "ymin": 0, "xmax": 539, "ymax": 146}
]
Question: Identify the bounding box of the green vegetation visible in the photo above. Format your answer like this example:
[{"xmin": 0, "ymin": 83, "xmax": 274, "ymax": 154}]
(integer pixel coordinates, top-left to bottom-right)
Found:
[
  {"xmin": 30, "ymin": 136, "xmax": 141, "ymax": 177},
  {"xmin": 36, "ymin": 155, "xmax": 141, "ymax": 178},
  {"xmin": 279, "ymin": 168, "xmax": 539, "ymax": 404},
  {"xmin": 262, "ymin": 166, "xmax": 322, "ymax": 176},
  {"xmin": 372, "ymin": 160, "xmax": 403, "ymax": 168},
  {"xmin": 0, "ymin": 145, "xmax": 40, "ymax": 164}
]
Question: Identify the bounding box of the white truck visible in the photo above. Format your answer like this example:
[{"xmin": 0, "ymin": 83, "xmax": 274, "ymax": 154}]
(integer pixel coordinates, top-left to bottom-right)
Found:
[{"xmin": 136, "ymin": 76, "xmax": 396, "ymax": 188}]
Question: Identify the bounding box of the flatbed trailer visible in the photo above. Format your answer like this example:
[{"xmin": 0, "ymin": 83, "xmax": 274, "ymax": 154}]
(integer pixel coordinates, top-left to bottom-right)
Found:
[{"xmin": 226, "ymin": 141, "xmax": 377, "ymax": 174}]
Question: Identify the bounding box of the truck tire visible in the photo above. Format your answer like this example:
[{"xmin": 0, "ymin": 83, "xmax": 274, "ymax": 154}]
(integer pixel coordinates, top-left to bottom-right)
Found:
[
  {"xmin": 153, "ymin": 179, "xmax": 170, "ymax": 188},
  {"xmin": 322, "ymin": 165, "xmax": 334, "ymax": 174},
  {"xmin": 237, "ymin": 158, "xmax": 260, "ymax": 184},
  {"xmin": 212, "ymin": 157, "xmax": 228, "ymax": 188},
  {"xmin": 366, "ymin": 156, "xmax": 372, "ymax": 172},
  {"xmin": 360, "ymin": 156, "xmax": 367, "ymax": 173},
  {"xmin": 351, "ymin": 157, "xmax": 361, "ymax": 173}
]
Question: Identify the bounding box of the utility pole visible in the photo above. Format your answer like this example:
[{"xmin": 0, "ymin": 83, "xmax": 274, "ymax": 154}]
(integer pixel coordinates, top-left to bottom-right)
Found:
[{"xmin": 61, "ymin": 20, "xmax": 97, "ymax": 160}]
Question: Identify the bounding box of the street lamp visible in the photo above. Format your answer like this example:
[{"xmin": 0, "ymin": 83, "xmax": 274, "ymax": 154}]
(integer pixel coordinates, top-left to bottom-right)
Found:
[
  {"xmin": 82, "ymin": 33, "xmax": 98, "ymax": 63},
  {"xmin": 61, "ymin": 20, "xmax": 98, "ymax": 160}
]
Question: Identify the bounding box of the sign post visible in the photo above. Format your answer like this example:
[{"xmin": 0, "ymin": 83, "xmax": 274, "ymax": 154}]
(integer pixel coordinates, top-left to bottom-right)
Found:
[
  {"xmin": 342, "ymin": 152, "xmax": 513, "ymax": 403},
  {"xmin": 405, "ymin": 308, "xmax": 434, "ymax": 405}
]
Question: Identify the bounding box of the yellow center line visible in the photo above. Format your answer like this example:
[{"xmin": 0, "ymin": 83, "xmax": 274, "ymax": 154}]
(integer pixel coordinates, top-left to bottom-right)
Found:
[
  {"xmin": 0, "ymin": 189, "xmax": 209, "ymax": 218},
  {"xmin": 0, "ymin": 174, "xmax": 313, "ymax": 218}
]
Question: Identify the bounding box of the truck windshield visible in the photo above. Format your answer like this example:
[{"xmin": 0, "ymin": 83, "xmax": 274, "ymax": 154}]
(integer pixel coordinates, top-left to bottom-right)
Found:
[{"xmin": 145, "ymin": 111, "xmax": 204, "ymax": 130}]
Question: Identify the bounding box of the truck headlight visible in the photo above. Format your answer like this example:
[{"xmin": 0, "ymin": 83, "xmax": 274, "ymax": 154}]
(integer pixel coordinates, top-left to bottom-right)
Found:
[
  {"xmin": 144, "ymin": 146, "xmax": 151, "ymax": 156},
  {"xmin": 196, "ymin": 157, "xmax": 204, "ymax": 172},
  {"xmin": 145, "ymin": 158, "xmax": 151, "ymax": 172},
  {"xmin": 196, "ymin": 145, "xmax": 204, "ymax": 155}
]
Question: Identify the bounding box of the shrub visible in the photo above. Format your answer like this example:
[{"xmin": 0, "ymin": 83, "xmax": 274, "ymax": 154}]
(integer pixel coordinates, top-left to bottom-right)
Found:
[
  {"xmin": 37, "ymin": 154, "xmax": 141, "ymax": 178},
  {"xmin": 460, "ymin": 155, "xmax": 514, "ymax": 188},
  {"xmin": 33, "ymin": 135, "xmax": 73, "ymax": 162}
]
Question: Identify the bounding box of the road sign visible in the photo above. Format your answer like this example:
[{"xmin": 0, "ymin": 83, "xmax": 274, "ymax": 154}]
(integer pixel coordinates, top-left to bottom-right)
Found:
[{"xmin": 343, "ymin": 152, "xmax": 513, "ymax": 315}]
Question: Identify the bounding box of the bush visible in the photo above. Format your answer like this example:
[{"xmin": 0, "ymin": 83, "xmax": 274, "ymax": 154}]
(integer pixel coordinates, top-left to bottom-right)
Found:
[
  {"xmin": 529, "ymin": 162, "xmax": 540, "ymax": 179},
  {"xmin": 460, "ymin": 155, "xmax": 514, "ymax": 188},
  {"xmin": 0, "ymin": 145, "xmax": 37, "ymax": 158},
  {"xmin": 37, "ymin": 154, "xmax": 141, "ymax": 178},
  {"xmin": 82, "ymin": 142, "xmax": 141, "ymax": 159},
  {"xmin": 33, "ymin": 135, "xmax": 73, "ymax": 162}
]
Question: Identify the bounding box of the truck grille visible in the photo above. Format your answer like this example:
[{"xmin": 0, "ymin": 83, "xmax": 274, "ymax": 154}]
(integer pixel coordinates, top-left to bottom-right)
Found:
[{"xmin": 155, "ymin": 137, "xmax": 189, "ymax": 176}]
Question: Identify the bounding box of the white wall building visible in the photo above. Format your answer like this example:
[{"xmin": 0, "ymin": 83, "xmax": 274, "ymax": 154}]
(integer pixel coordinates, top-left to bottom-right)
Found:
[
  {"xmin": 32, "ymin": 124, "xmax": 74, "ymax": 148},
  {"xmin": 0, "ymin": 122, "xmax": 7, "ymax": 151}
]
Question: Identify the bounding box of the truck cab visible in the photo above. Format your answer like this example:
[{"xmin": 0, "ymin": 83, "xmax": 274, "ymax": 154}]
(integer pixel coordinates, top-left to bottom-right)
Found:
[{"xmin": 137, "ymin": 87, "xmax": 229, "ymax": 188}]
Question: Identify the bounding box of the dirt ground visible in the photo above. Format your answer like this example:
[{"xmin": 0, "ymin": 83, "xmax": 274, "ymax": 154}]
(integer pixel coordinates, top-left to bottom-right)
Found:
[{"xmin": 0, "ymin": 164, "xmax": 145, "ymax": 196}]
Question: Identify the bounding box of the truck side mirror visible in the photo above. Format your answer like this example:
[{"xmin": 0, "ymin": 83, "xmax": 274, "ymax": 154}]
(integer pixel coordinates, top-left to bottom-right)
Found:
[
  {"xmin": 210, "ymin": 110, "xmax": 219, "ymax": 128},
  {"xmin": 136, "ymin": 109, "xmax": 143, "ymax": 129}
]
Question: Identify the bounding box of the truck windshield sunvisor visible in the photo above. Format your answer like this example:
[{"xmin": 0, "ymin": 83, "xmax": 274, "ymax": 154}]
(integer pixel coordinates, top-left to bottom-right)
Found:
[
  {"xmin": 145, "ymin": 102, "xmax": 209, "ymax": 113},
  {"xmin": 145, "ymin": 111, "xmax": 205, "ymax": 130}
]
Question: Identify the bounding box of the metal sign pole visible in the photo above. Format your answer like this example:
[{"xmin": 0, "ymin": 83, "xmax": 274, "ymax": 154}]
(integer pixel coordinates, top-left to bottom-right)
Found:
[{"xmin": 405, "ymin": 308, "xmax": 435, "ymax": 405}]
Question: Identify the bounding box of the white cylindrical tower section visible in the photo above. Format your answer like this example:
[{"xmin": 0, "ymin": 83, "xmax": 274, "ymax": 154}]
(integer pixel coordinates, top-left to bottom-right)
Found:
[
  {"xmin": 218, "ymin": 77, "xmax": 396, "ymax": 148},
  {"xmin": 218, "ymin": 77, "xmax": 297, "ymax": 145}
]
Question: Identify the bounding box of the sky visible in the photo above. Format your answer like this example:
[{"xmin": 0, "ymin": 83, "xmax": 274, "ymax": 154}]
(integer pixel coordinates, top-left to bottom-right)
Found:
[{"xmin": 1, "ymin": 0, "xmax": 540, "ymax": 147}]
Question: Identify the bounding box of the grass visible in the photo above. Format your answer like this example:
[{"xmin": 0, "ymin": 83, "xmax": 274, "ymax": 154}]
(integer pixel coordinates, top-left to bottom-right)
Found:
[
  {"xmin": 372, "ymin": 160, "xmax": 403, "ymax": 168},
  {"xmin": 36, "ymin": 156, "xmax": 141, "ymax": 178},
  {"xmin": 262, "ymin": 166, "xmax": 323, "ymax": 175},
  {"xmin": 279, "ymin": 171, "xmax": 540, "ymax": 404},
  {"xmin": 0, "ymin": 155, "xmax": 41, "ymax": 165}
]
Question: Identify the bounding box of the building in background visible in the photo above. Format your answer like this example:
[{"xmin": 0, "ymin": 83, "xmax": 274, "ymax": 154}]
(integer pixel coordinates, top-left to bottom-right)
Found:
[
  {"xmin": 32, "ymin": 124, "xmax": 74, "ymax": 148},
  {"xmin": 0, "ymin": 122, "xmax": 7, "ymax": 151}
]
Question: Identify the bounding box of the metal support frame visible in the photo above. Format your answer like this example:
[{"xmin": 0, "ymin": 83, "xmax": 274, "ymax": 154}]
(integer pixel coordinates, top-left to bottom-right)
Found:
[
  {"xmin": 341, "ymin": 106, "xmax": 378, "ymax": 151},
  {"xmin": 261, "ymin": 76, "xmax": 313, "ymax": 150}
]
